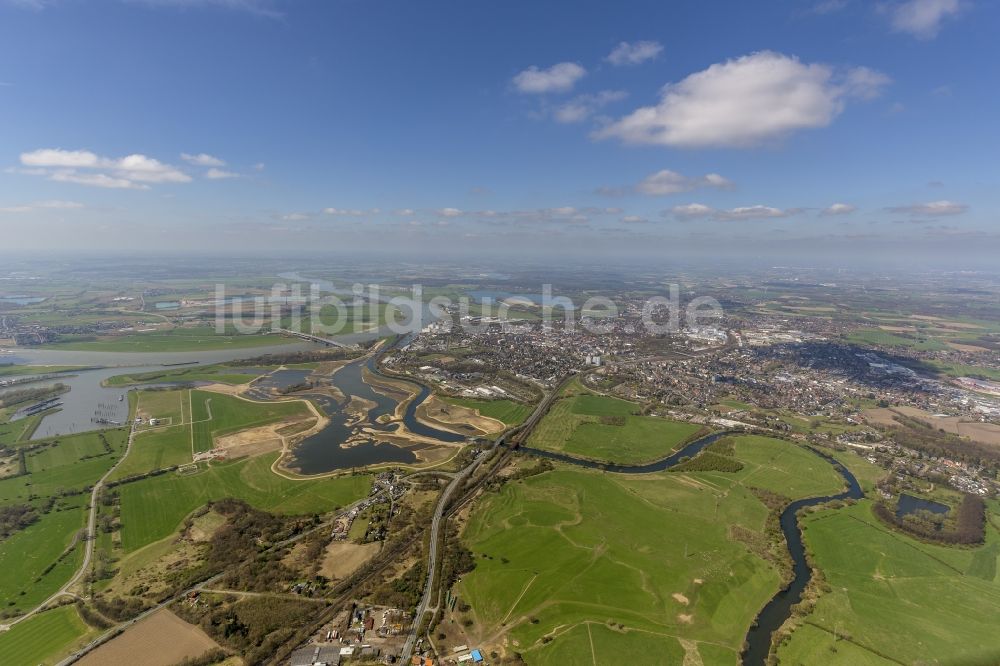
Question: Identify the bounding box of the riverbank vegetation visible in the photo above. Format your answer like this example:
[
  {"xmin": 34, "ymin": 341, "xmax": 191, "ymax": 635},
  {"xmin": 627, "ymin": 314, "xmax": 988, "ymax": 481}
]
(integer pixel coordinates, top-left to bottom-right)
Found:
[
  {"xmin": 453, "ymin": 436, "xmax": 857, "ymax": 665},
  {"xmin": 777, "ymin": 499, "xmax": 1000, "ymax": 665}
]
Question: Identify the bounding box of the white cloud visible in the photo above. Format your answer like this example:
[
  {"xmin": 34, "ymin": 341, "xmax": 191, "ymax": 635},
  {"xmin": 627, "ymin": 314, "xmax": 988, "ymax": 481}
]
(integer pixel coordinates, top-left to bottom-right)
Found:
[
  {"xmin": 50, "ymin": 170, "xmax": 147, "ymax": 189},
  {"xmin": 0, "ymin": 199, "xmax": 85, "ymax": 213},
  {"xmin": 19, "ymin": 147, "xmax": 191, "ymax": 188},
  {"xmin": 671, "ymin": 203, "xmax": 715, "ymax": 219},
  {"xmin": 181, "ymin": 152, "xmax": 225, "ymax": 167},
  {"xmin": 280, "ymin": 212, "xmax": 310, "ymax": 221},
  {"xmin": 620, "ymin": 215, "xmax": 650, "ymax": 224},
  {"xmin": 888, "ymin": 200, "xmax": 968, "ymax": 216},
  {"xmin": 636, "ymin": 169, "xmax": 734, "ymax": 196},
  {"xmin": 512, "ymin": 62, "xmax": 586, "ymax": 94},
  {"xmin": 724, "ymin": 205, "xmax": 789, "ymax": 220},
  {"xmin": 323, "ymin": 207, "xmax": 366, "ymax": 216},
  {"xmin": 437, "ymin": 207, "xmax": 464, "ymax": 217},
  {"xmin": 888, "ymin": 0, "xmax": 961, "ymax": 39},
  {"xmin": 669, "ymin": 203, "xmax": 794, "ymax": 220},
  {"xmin": 594, "ymin": 51, "xmax": 889, "ymax": 148},
  {"xmin": 822, "ymin": 202, "xmax": 857, "ymax": 215},
  {"xmin": 21, "ymin": 148, "xmax": 101, "ymax": 168},
  {"xmin": 114, "ymin": 154, "xmax": 190, "ymax": 183},
  {"xmin": 554, "ymin": 90, "xmax": 627, "ymax": 123},
  {"xmin": 394, "ymin": 208, "xmax": 415, "ymax": 216},
  {"xmin": 206, "ymin": 167, "xmax": 240, "ymax": 179},
  {"xmin": 606, "ymin": 40, "xmax": 663, "ymax": 66}
]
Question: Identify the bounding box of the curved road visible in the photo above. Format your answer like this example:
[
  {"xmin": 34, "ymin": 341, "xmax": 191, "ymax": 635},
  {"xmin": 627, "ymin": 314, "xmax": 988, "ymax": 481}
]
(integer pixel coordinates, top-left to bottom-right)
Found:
[{"xmin": 2, "ymin": 413, "xmax": 139, "ymax": 630}]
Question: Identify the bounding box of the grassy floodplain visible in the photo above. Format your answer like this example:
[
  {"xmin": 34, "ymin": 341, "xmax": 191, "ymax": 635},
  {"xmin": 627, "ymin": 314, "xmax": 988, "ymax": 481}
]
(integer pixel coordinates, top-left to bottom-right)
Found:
[
  {"xmin": 111, "ymin": 388, "xmax": 312, "ymax": 480},
  {"xmin": 39, "ymin": 326, "xmax": 297, "ymax": 352},
  {"xmin": 116, "ymin": 452, "xmax": 372, "ymax": 551},
  {"xmin": 442, "ymin": 397, "xmax": 533, "ymax": 427},
  {"xmin": 457, "ymin": 435, "xmax": 852, "ymax": 665},
  {"xmin": 776, "ymin": 500, "xmax": 1000, "ymax": 665},
  {"xmin": 0, "ymin": 604, "xmax": 93, "ymax": 666},
  {"xmin": 105, "ymin": 365, "xmax": 261, "ymax": 386},
  {"xmin": 455, "ymin": 436, "xmax": 842, "ymax": 665},
  {"xmin": 527, "ymin": 391, "xmax": 703, "ymax": 464}
]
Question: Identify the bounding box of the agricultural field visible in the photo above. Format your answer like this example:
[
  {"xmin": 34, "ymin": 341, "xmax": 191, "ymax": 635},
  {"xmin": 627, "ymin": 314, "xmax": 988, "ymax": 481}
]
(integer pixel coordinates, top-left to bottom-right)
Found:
[
  {"xmin": 0, "ymin": 429, "xmax": 128, "ymax": 613},
  {"xmin": 110, "ymin": 426, "xmax": 191, "ymax": 481},
  {"xmin": 777, "ymin": 500, "xmax": 1000, "ymax": 665},
  {"xmin": 190, "ymin": 389, "xmax": 309, "ymax": 439},
  {"xmin": 0, "ymin": 604, "xmax": 94, "ymax": 666},
  {"xmin": 116, "ymin": 452, "xmax": 372, "ymax": 551},
  {"xmin": 0, "ymin": 497, "xmax": 86, "ymax": 612},
  {"xmin": 0, "ymin": 429, "xmax": 128, "ymax": 503},
  {"xmin": 527, "ymin": 392, "xmax": 703, "ymax": 464},
  {"xmin": 442, "ymin": 397, "xmax": 532, "ymax": 427},
  {"xmin": 110, "ymin": 388, "xmax": 312, "ymax": 480},
  {"xmin": 76, "ymin": 608, "xmax": 221, "ymax": 666}
]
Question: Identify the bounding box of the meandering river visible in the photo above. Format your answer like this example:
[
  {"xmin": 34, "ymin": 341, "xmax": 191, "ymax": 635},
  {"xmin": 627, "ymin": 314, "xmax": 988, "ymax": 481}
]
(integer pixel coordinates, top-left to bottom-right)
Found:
[{"xmin": 521, "ymin": 435, "xmax": 863, "ymax": 665}]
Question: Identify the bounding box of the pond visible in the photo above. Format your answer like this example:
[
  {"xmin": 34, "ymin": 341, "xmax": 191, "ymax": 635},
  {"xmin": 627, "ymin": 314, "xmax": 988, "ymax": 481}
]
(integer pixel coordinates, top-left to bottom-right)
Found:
[{"xmin": 896, "ymin": 493, "xmax": 950, "ymax": 519}]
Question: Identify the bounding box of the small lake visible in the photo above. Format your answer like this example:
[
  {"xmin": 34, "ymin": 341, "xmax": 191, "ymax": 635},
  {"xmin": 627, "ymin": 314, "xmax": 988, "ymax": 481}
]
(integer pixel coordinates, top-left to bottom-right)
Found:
[
  {"xmin": 896, "ymin": 493, "xmax": 950, "ymax": 519},
  {"xmin": 154, "ymin": 301, "xmax": 181, "ymax": 310}
]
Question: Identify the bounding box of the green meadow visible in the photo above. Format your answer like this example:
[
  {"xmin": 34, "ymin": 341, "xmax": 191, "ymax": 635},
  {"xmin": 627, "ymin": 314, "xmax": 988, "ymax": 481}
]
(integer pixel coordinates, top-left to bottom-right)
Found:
[
  {"xmin": 110, "ymin": 388, "xmax": 312, "ymax": 480},
  {"xmin": 442, "ymin": 397, "xmax": 533, "ymax": 426},
  {"xmin": 40, "ymin": 326, "xmax": 296, "ymax": 352},
  {"xmin": 727, "ymin": 435, "xmax": 845, "ymax": 500},
  {"xmin": 105, "ymin": 365, "xmax": 261, "ymax": 386},
  {"xmin": 0, "ymin": 430, "xmax": 129, "ymax": 612},
  {"xmin": 0, "ymin": 605, "xmax": 93, "ymax": 666},
  {"xmin": 0, "ymin": 498, "xmax": 86, "ymax": 612},
  {"xmin": 777, "ymin": 500, "xmax": 1000, "ymax": 665},
  {"xmin": 117, "ymin": 452, "xmax": 372, "ymax": 551},
  {"xmin": 458, "ymin": 466, "xmax": 774, "ymax": 665},
  {"xmin": 190, "ymin": 389, "xmax": 308, "ymax": 438},
  {"xmin": 0, "ymin": 429, "xmax": 129, "ymax": 504},
  {"xmin": 456, "ymin": 435, "xmax": 857, "ymax": 665},
  {"xmin": 527, "ymin": 392, "xmax": 703, "ymax": 464}
]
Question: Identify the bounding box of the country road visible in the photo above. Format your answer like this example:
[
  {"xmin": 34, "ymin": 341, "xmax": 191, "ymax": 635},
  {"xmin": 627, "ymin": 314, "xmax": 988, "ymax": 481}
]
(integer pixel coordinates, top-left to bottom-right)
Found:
[{"xmin": 2, "ymin": 408, "xmax": 139, "ymax": 631}]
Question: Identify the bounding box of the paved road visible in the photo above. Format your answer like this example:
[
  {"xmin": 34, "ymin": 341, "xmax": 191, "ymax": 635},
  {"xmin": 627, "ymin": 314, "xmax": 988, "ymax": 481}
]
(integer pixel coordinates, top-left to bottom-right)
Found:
[
  {"xmin": 399, "ymin": 374, "xmax": 572, "ymax": 662},
  {"xmin": 2, "ymin": 414, "xmax": 139, "ymax": 631}
]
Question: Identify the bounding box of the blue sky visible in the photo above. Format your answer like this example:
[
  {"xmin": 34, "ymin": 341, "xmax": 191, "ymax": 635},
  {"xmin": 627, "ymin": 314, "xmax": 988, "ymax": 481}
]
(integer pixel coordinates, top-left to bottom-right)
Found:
[{"xmin": 0, "ymin": 0, "xmax": 997, "ymax": 264}]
